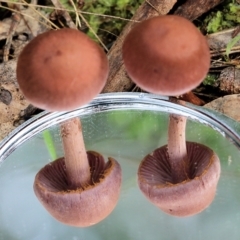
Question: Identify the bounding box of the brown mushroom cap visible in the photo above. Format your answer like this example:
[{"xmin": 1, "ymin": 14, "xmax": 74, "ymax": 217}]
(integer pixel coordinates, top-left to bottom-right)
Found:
[
  {"xmin": 17, "ymin": 28, "xmax": 108, "ymax": 111},
  {"xmin": 138, "ymin": 142, "xmax": 220, "ymax": 217},
  {"xmin": 34, "ymin": 151, "xmax": 122, "ymax": 227},
  {"xmin": 122, "ymin": 15, "xmax": 210, "ymax": 96}
]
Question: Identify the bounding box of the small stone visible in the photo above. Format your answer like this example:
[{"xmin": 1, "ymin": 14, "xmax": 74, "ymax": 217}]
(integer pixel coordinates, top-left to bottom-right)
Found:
[
  {"xmin": 204, "ymin": 94, "xmax": 240, "ymax": 122},
  {"xmin": 0, "ymin": 88, "xmax": 12, "ymax": 105},
  {"xmin": 219, "ymin": 67, "xmax": 240, "ymax": 94}
]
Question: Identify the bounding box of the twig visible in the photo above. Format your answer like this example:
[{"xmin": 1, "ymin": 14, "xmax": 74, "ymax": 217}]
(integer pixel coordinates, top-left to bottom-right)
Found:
[
  {"xmin": 0, "ymin": 4, "xmax": 58, "ymax": 31},
  {"xmin": 0, "ymin": 1, "xmax": 139, "ymax": 23},
  {"xmin": 78, "ymin": 13, "xmax": 108, "ymax": 52},
  {"xmin": 3, "ymin": 6, "xmax": 21, "ymax": 62},
  {"xmin": 68, "ymin": 0, "xmax": 81, "ymax": 28},
  {"xmin": 174, "ymin": 0, "xmax": 222, "ymax": 21},
  {"xmin": 51, "ymin": 0, "xmax": 77, "ymax": 29}
]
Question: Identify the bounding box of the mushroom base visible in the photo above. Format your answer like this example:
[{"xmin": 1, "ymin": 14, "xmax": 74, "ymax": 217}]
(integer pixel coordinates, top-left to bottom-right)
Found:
[
  {"xmin": 138, "ymin": 142, "xmax": 221, "ymax": 217},
  {"xmin": 34, "ymin": 151, "xmax": 122, "ymax": 227}
]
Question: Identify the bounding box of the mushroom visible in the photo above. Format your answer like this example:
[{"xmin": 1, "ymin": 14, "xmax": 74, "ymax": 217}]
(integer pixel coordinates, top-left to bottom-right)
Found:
[
  {"xmin": 34, "ymin": 118, "xmax": 121, "ymax": 227},
  {"xmin": 138, "ymin": 109, "xmax": 220, "ymax": 217},
  {"xmin": 122, "ymin": 15, "xmax": 221, "ymax": 217},
  {"xmin": 122, "ymin": 15, "xmax": 210, "ymax": 96},
  {"xmin": 16, "ymin": 28, "xmax": 122, "ymax": 226},
  {"xmin": 17, "ymin": 28, "xmax": 108, "ymax": 112}
]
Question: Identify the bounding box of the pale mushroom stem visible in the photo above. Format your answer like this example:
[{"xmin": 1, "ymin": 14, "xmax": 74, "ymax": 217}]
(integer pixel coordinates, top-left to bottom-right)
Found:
[
  {"xmin": 61, "ymin": 118, "xmax": 90, "ymax": 189},
  {"xmin": 167, "ymin": 114, "xmax": 189, "ymax": 183}
]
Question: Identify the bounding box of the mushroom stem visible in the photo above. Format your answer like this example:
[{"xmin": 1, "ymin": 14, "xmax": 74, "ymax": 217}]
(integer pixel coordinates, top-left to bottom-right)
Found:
[
  {"xmin": 61, "ymin": 118, "xmax": 90, "ymax": 189},
  {"xmin": 168, "ymin": 114, "xmax": 189, "ymax": 183}
]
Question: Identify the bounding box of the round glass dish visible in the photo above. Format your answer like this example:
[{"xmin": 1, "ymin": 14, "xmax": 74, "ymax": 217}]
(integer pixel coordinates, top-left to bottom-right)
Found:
[{"xmin": 0, "ymin": 93, "xmax": 240, "ymax": 240}]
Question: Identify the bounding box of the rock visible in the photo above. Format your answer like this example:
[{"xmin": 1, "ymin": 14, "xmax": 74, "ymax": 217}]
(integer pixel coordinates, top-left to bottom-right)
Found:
[
  {"xmin": 204, "ymin": 94, "xmax": 240, "ymax": 122},
  {"xmin": 219, "ymin": 67, "xmax": 240, "ymax": 94},
  {"xmin": 0, "ymin": 80, "xmax": 30, "ymax": 141}
]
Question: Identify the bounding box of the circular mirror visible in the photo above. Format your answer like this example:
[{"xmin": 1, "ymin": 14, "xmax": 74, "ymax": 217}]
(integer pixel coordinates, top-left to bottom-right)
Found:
[{"xmin": 0, "ymin": 93, "xmax": 240, "ymax": 240}]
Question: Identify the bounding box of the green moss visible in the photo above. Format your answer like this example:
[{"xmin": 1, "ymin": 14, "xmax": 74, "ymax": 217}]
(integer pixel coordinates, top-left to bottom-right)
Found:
[
  {"xmin": 204, "ymin": 0, "xmax": 240, "ymax": 33},
  {"xmin": 203, "ymin": 74, "xmax": 218, "ymax": 86},
  {"xmin": 83, "ymin": 0, "xmax": 143, "ymax": 42},
  {"xmin": 57, "ymin": 0, "xmax": 142, "ymax": 43}
]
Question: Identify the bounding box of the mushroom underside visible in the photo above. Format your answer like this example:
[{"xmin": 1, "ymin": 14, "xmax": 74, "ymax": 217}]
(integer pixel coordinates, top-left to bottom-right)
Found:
[
  {"xmin": 34, "ymin": 151, "xmax": 122, "ymax": 227},
  {"xmin": 138, "ymin": 142, "xmax": 221, "ymax": 217}
]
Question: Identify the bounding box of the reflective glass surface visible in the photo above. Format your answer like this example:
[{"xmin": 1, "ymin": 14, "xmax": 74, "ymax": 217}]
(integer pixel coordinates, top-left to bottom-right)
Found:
[{"xmin": 0, "ymin": 93, "xmax": 240, "ymax": 240}]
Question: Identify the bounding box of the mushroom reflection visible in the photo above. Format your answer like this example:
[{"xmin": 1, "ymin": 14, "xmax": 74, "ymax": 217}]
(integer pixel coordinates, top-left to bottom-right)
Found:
[{"xmin": 138, "ymin": 111, "xmax": 220, "ymax": 216}]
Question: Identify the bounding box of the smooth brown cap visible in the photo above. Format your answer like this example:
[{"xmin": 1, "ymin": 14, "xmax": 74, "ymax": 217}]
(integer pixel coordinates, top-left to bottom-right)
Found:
[
  {"xmin": 34, "ymin": 152, "xmax": 122, "ymax": 227},
  {"xmin": 17, "ymin": 28, "xmax": 109, "ymax": 111},
  {"xmin": 138, "ymin": 142, "xmax": 221, "ymax": 217},
  {"xmin": 122, "ymin": 15, "xmax": 210, "ymax": 96}
]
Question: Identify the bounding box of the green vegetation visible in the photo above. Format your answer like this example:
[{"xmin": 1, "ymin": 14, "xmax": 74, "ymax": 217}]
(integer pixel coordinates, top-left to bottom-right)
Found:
[
  {"xmin": 204, "ymin": 0, "xmax": 240, "ymax": 34},
  {"xmin": 226, "ymin": 34, "xmax": 240, "ymax": 56},
  {"xmin": 1, "ymin": 0, "xmax": 142, "ymax": 44},
  {"xmin": 58, "ymin": 0, "xmax": 143, "ymax": 43},
  {"xmin": 43, "ymin": 130, "xmax": 57, "ymax": 160},
  {"xmin": 203, "ymin": 74, "xmax": 218, "ymax": 86}
]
